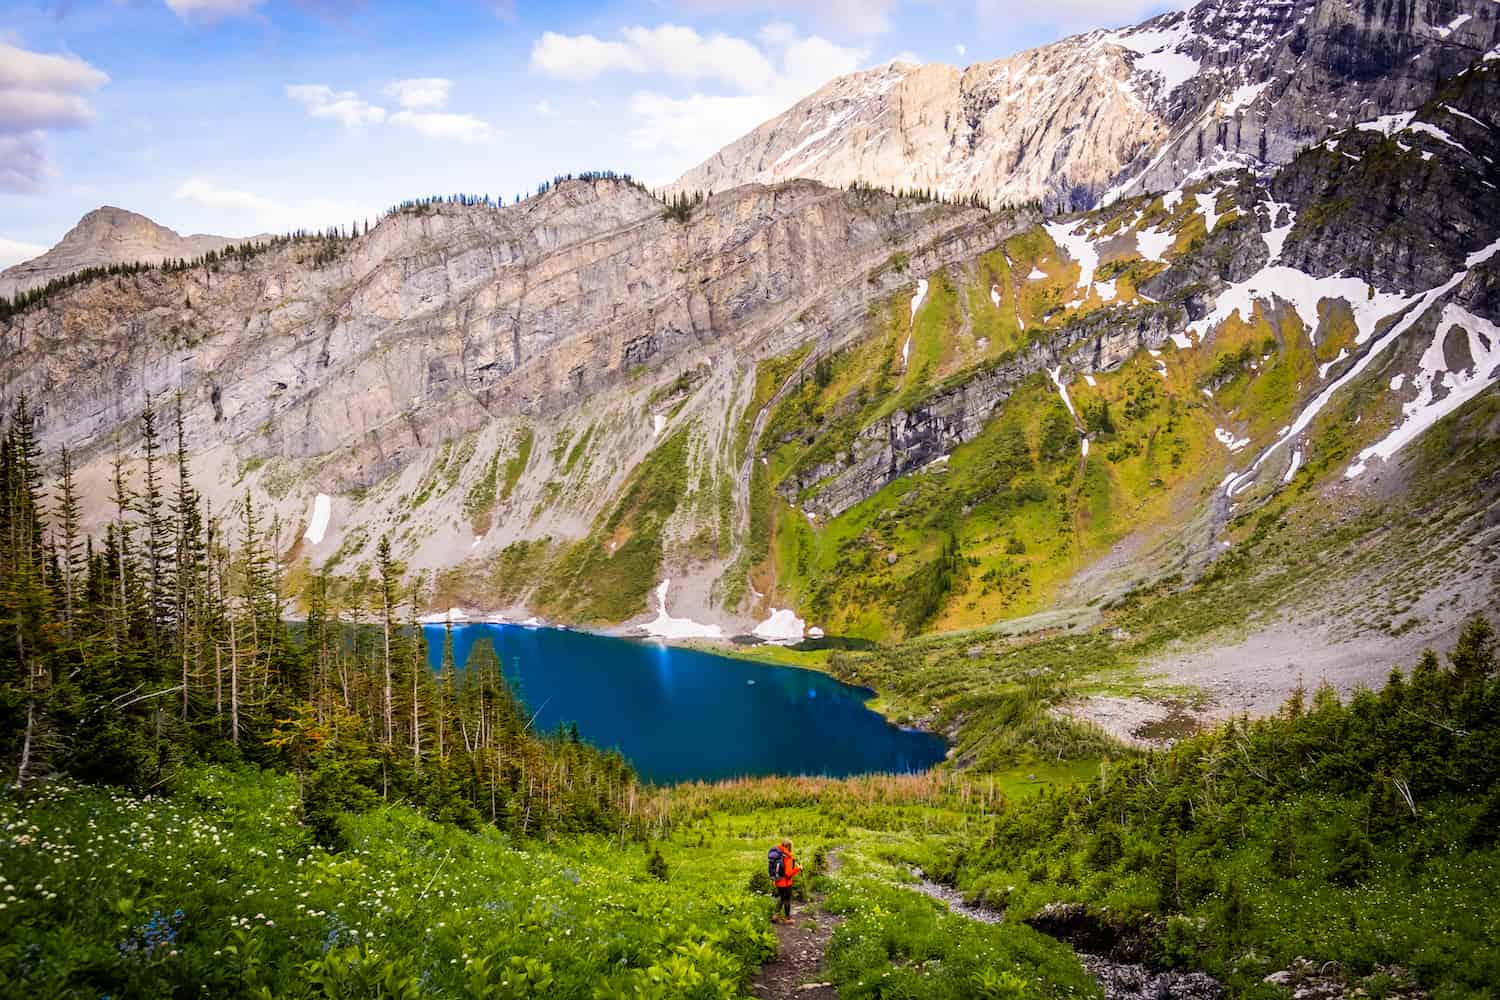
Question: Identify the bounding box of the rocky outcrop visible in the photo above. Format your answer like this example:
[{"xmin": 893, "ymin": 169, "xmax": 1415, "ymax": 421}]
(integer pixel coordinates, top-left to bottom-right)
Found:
[
  {"xmin": 0, "ymin": 207, "xmax": 270, "ymax": 299},
  {"xmin": 672, "ymin": 0, "xmax": 1497, "ymax": 213},
  {"xmin": 780, "ymin": 301, "xmax": 1182, "ymax": 519},
  {"xmin": 1272, "ymin": 62, "xmax": 1500, "ymax": 293}
]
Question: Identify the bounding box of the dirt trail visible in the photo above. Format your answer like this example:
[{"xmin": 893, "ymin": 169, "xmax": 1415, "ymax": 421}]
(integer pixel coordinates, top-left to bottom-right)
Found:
[{"xmin": 749, "ymin": 856, "xmax": 843, "ymax": 1000}]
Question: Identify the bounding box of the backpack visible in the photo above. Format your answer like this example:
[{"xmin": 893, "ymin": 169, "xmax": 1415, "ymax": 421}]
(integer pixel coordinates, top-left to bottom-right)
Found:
[{"xmin": 767, "ymin": 846, "xmax": 784, "ymax": 881}]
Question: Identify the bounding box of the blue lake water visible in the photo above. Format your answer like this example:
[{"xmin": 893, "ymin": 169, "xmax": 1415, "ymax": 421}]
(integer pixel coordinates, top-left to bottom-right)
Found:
[{"xmin": 423, "ymin": 624, "xmax": 946, "ymax": 785}]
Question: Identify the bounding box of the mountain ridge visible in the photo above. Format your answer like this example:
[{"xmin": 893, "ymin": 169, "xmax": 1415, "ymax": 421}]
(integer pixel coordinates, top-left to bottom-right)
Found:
[
  {"xmin": 0, "ymin": 205, "xmax": 272, "ymax": 299},
  {"xmin": 671, "ymin": 0, "xmax": 1497, "ymax": 212}
]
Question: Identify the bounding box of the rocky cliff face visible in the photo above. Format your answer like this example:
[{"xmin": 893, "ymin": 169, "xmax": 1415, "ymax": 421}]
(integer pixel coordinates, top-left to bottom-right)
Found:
[
  {"xmin": 0, "ymin": 207, "xmax": 269, "ymax": 299},
  {"xmin": 672, "ymin": 0, "xmax": 1497, "ymax": 212},
  {"xmin": 0, "ymin": 178, "xmax": 1031, "ymax": 610}
]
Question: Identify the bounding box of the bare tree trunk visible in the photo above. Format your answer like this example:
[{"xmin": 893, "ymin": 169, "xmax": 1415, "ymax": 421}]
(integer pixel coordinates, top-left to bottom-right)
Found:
[
  {"xmin": 17, "ymin": 701, "xmax": 34, "ymax": 788},
  {"xmin": 382, "ymin": 606, "xmax": 393, "ymax": 746},
  {"xmin": 411, "ymin": 668, "xmax": 420, "ymax": 771},
  {"xmin": 229, "ymin": 614, "xmax": 240, "ymax": 745}
]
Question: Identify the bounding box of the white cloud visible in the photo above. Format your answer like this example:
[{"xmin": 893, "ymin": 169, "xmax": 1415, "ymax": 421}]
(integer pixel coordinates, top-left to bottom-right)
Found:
[
  {"xmin": 675, "ymin": 0, "xmax": 899, "ymax": 34},
  {"xmin": 621, "ymin": 25, "xmax": 778, "ymax": 91},
  {"xmin": 534, "ymin": 98, "xmax": 555, "ymax": 117},
  {"xmin": 285, "ymin": 84, "xmax": 386, "ymax": 128},
  {"xmin": 955, "ymin": 43, "xmax": 967, "ymax": 57},
  {"xmin": 0, "ymin": 235, "xmax": 49, "ymax": 269},
  {"xmin": 530, "ymin": 32, "xmax": 646, "ymax": 81},
  {"xmin": 165, "ymin": 0, "xmax": 267, "ymax": 20},
  {"xmin": 532, "ymin": 24, "xmax": 778, "ymax": 91},
  {"xmin": 385, "ymin": 77, "xmax": 451, "ymax": 111},
  {"xmin": 287, "ymin": 80, "xmax": 492, "ymax": 143},
  {"xmin": 0, "ymin": 43, "xmax": 108, "ymax": 193},
  {"xmin": 532, "ymin": 23, "xmax": 865, "ymax": 171},
  {"xmin": 976, "ymin": 0, "xmax": 1184, "ymax": 29},
  {"xmin": 627, "ymin": 92, "xmax": 785, "ymax": 157},
  {"xmin": 173, "ymin": 177, "xmax": 365, "ymax": 233},
  {"xmin": 389, "ymin": 109, "xmax": 494, "ymax": 143}
]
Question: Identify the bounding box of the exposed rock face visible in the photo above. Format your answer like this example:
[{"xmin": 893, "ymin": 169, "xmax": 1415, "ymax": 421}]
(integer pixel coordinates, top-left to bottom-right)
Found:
[
  {"xmin": 0, "ymin": 178, "xmax": 1030, "ymax": 582},
  {"xmin": 0, "ymin": 207, "xmax": 270, "ymax": 299},
  {"xmin": 672, "ymin": 0, "xmax": 1497, "ymax": 212}
]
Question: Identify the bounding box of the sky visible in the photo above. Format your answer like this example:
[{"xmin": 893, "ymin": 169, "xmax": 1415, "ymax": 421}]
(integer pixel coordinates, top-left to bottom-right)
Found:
[{"xmin": 0, "ymin": 0, "xmax": 1185, "ymax": 267}]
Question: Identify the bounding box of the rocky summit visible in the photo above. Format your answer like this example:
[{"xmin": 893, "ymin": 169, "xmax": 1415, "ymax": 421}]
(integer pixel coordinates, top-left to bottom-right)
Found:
[
  {"xmin": 0, "ymin": 206, "xmax": 268, "ymax": 299},
  {"xmin": 672, "ymin": 0, "xmax": 1497, "ymax": 212}
]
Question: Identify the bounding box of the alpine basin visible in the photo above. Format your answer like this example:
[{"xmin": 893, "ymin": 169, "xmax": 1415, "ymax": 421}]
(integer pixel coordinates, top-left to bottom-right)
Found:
[{"xmin": 424, "ymin": 624, "xmax": 946, "ymax": 785}]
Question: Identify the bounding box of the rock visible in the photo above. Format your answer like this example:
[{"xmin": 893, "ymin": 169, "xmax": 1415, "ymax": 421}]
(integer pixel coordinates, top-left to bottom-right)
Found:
[
  {"xmin": 670, "ymin": 0, "xmax": 1494, "ymax": 212},
  {"xmin": 0, "ymin": 206, "xmax": 271, "ymax": 299}
]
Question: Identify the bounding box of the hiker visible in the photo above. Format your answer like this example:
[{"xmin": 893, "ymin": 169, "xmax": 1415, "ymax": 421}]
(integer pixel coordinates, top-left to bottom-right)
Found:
[{"xmin": 768, "ymin": 838, "xmax": 801, "ymax": 924}]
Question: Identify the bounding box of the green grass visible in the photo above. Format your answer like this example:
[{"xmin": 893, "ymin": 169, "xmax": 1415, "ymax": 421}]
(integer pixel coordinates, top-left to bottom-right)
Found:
[{"xmin": 539, "ymin": 427, "xmax": 692, "ymax": 622}]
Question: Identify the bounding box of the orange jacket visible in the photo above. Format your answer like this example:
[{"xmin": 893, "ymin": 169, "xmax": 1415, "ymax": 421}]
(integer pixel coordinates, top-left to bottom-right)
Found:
[{"xmin": 774, "ymin": 848, "xmax": 801, "ymax": 888}]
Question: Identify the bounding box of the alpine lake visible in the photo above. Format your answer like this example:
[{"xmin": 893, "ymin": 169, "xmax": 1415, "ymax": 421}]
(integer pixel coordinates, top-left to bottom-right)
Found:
[{"xmin": 424, "ymin": 624, "xmax": 947, "ymax": 785}]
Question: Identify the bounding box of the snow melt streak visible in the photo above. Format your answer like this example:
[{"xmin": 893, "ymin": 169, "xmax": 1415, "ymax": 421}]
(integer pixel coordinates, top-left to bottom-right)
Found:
[{"xmin": 903, "ymin": 278, "xmax": 929, "ymax": 369}]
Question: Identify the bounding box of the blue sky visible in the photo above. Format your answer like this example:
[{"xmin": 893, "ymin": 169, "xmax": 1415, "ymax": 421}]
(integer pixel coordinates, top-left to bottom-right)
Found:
[{"xmin": 0, "ymin": 0, "xmax": 1180, "ymax": 266}]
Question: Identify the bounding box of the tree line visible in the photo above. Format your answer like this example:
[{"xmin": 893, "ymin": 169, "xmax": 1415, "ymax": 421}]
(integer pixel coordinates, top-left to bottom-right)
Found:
[
  {"xmin": 0, "ymin": 229, "xmax": 357, "ymax": 322},
  {"xmin": 0, "ymin": 396, "xmax": 645, "ymax": 846}
]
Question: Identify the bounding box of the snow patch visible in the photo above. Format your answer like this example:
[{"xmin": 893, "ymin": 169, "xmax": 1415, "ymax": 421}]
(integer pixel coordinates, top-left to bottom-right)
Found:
[
  {"xmin": 1215, "ymin": 427, "xmax": 1251, "ymax": 452},
  {"xmin": 1389, "ymin": 373, "xmax": 1406, "ymax": 391},
  {"xmin": 1027, "ymin": 267, "xmax": 1047, "ymax": 280},
  {"xmin": 641, "ymin": 579, "xmax": 724, "ymax": 640},
  {"xmin": 903, "ymin": 278, "xmax": 929, "ymax": 369},
  {"xmin": 1081, "ymin": 437, "xmax": 1090, "ymax": 458},
  {"xmin": 1102, "ymin": 17, "xmax": 1202, "ymax": 97},
  {"xmin": 1347, "ymin": 305, "xmax": 1500, "ymax": 477},
  {"xmin": 1356, "ymin": 111, "xmax": 1415, "ymax": 137},
  {"xmin": 1096, "ymin": 279, "xmax": 1117, "ymax": 302},
  {"xmin": 1170, "ymin": 331, "xmax": 1194, "ymax": 350},
  {"xmin": 1043, "ymin": 221, "xmax": 1099, "ymax": 291},
  {"xmin": 1162, "ymin": 189, "xmax": 1184, "ymax": 212},
  {"xmin": 1187, "ymin": 266, "xmax": 1408, "ymax": 347},
  {"xmin": 1223, "ymin": 81, "xmax": 1270, "ymax": 114},
  {"xmin": 1437, "ymin": 13, "xmax": 1472, "ymax": 38},
  {"xmin": 1196, "ymin": 191, "xmax": 1223, "ymax": 234},
  {"xmin": 990, "ymin": 284, "xmax": 1000, "ymax": 308},
  {"xmin": 419, "ymin": 608, "xmax": 469, "ymax": 625},
  {"xmin": 1283, "ymin": 449, "xmax": 1302, "ymax": 484},
  {"xmin": 1135, "ymin": 225, "xmax": 1175, "ymax": 263},
  {"xmin": 753, "ymin": 607, "xmax": 807, "ymax": 643},
  {"xmin": 653, "ymin": 413, "xmax": 666, "ymax": 437},
  {"xmin": 1048, "ymin": 366, "xmax": 1077, "ymax": 418},
  {"xmin": 1083, "ymin": 374, "xmax": 1097, "ymax": 387},
  {"xmin": 1261, "ymin": 202, "xmax": 1295, "ymax": 262},
  {"xmin": 303, "ymin": 493, "xmax": 332, "ymax": 545}
]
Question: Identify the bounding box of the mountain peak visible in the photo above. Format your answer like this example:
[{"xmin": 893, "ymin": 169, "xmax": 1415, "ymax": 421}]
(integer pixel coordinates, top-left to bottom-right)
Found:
[
  {"xmin": 672, "ymin": 0, "xmax": 1494, "ymax": 213},
  {"xmin": 0, "ymin": 206, "xmax": 265, "ymax": 299}
]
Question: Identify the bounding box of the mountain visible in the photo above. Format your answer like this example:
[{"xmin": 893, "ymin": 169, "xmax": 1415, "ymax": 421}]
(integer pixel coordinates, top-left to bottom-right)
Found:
[
  {"xmin": 672, "ymin": 0, "xmax": 1497, "ymax": 211},
  {"xmin": 0, "ymin": 10, "xmax": 1496, "ymax": 705},
  {"xmin": 0, "ymin": 206, "xmax": 270, "ymax": 299}
]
